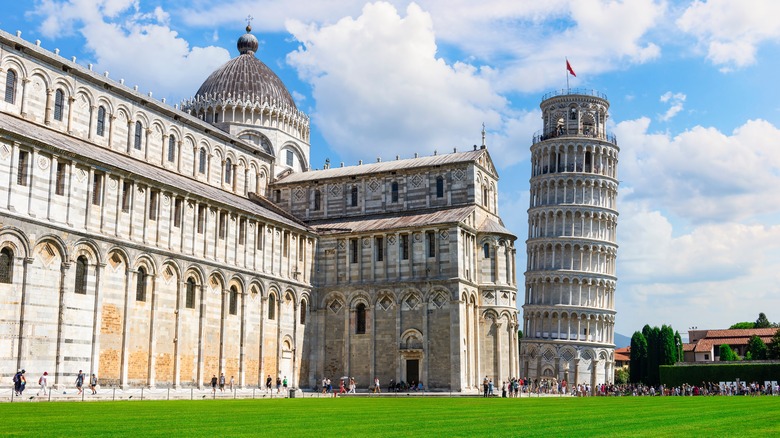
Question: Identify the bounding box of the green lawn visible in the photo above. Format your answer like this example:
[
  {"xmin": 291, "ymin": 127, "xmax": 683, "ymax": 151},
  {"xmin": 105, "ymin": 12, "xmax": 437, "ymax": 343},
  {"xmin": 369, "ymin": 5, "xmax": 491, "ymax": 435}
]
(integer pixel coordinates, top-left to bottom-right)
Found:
[{"xmin": 0, "ymin": 396, "xmax": 778, "ymax": 437}]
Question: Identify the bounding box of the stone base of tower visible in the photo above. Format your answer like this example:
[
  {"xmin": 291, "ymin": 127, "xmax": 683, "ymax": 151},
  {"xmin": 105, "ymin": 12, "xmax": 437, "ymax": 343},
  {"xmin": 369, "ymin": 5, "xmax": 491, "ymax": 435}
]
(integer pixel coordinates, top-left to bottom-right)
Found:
[{"xmin": 519, "ymin": 341, "xmax": 614, "ymax": 393}]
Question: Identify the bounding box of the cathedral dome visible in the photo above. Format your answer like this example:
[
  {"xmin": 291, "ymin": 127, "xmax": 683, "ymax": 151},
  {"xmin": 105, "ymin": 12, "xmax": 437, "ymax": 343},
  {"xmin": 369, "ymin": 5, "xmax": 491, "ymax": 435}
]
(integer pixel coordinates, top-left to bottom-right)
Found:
[{"xmin": 193, "ymin": 26, "xmax": 296, "ymax": 110}]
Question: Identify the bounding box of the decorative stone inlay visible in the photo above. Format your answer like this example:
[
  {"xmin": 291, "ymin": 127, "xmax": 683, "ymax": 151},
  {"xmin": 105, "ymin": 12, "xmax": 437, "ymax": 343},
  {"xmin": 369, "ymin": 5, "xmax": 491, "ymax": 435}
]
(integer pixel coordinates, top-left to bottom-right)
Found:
[
  {"xmin": 543, "ymin": 349, "xmax": 555, "ymax": 362},
  {"xmin": 367, "ymin": 179, "xmax": 380, "ymax": 192},
  {"xmin": 328, "ymin": 300, "xmax": 343, "ymax": 314},
  {"xmin": 379, "ymin": 296, "xmax": 393, "ymax": 311},
  {"xmin": 453, "ymin": 169, "xmax": 464, "ymax": 181},
  {"xmin": 362, "ymin": 238, "xmax": 371, "ymax": 248},
  {"xmin": 387, "ymin": 235, "xmax": 396, "ymax": 245},
  {"xmin": 411, "ymin": 174, "xmax": 423, "ymax": 188},
  {"xmin": 294, "ymin": 188, "xmax": 305, "ymax": 201},
  {"xmin": 403, "ymin": 295, "xmax": 419, "ymax": 310},
  {"xmin": 108, "ymin": 177, "xmax": 118, "ymax": 190},
  {"xmin": 561, "ymin": 350, "xmax": 574, "ymax": 362},
  {"xmin": 37, "ymin": 156, "xmax": 49, "ymax": 170},
  {"xmin": 337, "ymin": 239, "xmax": 345, "ymax": 250},
  {"xmin": 413, "ymin": 232, "xmax": 421, "ymax": 242},
  {"xmin": 0, "ymin": 144, "xmax": 9, "ymax": 160},
  {"xmin": 39, "ymin": 244, "xmax": 56, "ymax": 267},
  {"xmin": 439, "ymin": 230, "xmax": 449, "ymax": 240},
  {"xmin": 484, "ymin": 291, "xmax": 495, "ymax": 301},
  {"xmin": 432, "ymin": 293, "xmax": 447, "ymax": 308},
  {"xmin": 162, "ymin": 266, "xmax": 174, "ymax": 282},
  {"xmin": 581, "ymin": 350, "xmax": 592, "ymax": 360},
  {"xmin": 162, "ymin": 195, "xmax": 171, "ymax": 206},
  {"xmin": 329, "ymin": 185, "xmax": 341, "ymax": 197},
  {"xmin": 76, "ymin": 168, "xmax": 87, "ymax": 182}
]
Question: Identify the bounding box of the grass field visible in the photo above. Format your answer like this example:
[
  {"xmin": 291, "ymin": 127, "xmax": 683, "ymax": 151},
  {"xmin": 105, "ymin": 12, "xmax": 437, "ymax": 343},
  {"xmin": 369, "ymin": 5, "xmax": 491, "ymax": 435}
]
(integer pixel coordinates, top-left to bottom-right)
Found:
[{"xmin": 0, "ymin": 396, "xmax": 778, "ymax": 437}]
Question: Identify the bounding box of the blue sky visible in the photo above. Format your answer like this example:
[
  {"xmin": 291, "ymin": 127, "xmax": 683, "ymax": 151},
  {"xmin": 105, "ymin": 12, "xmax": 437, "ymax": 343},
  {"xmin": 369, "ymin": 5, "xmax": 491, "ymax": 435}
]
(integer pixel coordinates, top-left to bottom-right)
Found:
[{"xmin": 4, "ymin": 0, "xmax": 780, "ymax": 339}]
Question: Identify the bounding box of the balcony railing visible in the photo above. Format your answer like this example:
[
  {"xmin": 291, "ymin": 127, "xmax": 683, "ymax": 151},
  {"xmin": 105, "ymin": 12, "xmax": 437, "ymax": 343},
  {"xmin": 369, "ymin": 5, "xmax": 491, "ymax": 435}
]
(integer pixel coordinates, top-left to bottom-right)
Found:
[
  {"xmin": 532, "ymin": 128, "xmax": 617, "ymax": 146},
  {"xmin": 541, "ymin": 88, "xmax": 608, "ymax": 102}
]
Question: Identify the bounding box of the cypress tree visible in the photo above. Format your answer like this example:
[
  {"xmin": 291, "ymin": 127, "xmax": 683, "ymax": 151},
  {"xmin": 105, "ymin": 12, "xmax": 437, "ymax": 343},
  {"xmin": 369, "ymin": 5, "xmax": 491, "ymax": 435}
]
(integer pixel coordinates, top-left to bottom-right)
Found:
[
  {"xmin": 659, "ymin": 325, "xmax": 676, "ymax": 366},
  {"xmin": 746, "ymin": 335, "xmax": 767, "ymax": 360},
  {"xmin": 630, "ymin": 331, "xmax": 647, "ymax": 384},
  {"xmin": 674, "ymin": 330, "xmax": 683, "ymax": 362}
]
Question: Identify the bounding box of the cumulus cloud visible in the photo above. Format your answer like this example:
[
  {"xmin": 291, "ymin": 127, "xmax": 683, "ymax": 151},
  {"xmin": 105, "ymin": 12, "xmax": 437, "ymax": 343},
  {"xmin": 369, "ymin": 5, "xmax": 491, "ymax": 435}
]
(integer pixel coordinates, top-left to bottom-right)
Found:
[
  {"xmin": 677, "ymin": 0, "xmax": 780, "ymax": 69},
  {"xmin": 30, "ymin": 0, "xmax": 230, "ymax": 102},
  {"xmin": 616, "ymin": 117, "xmax": 780, "ymax": 222},
  {"xmin": 659, "ymin": 91, "xmax": 686, "ymax": 121},
  {"xmin": 286, "ymin": 2, "xmax": 534, "ymax": 166}
]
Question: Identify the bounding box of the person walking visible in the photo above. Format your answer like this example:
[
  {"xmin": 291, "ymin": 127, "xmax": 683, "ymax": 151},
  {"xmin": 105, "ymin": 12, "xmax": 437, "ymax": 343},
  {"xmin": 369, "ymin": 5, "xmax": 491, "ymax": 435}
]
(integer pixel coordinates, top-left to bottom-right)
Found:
[
  {"xmin": 229, "ymin": 376, "xmax": 235, "ymax": 392},
  {"xmin": 275, "ymin": 376, "xmax": 281, "ymax": 394},
  {"xmin": 90, "ymin": 374, "xmax": 98, "ymax": 395},
  {"xmin": 75, "ymin": 370, "xmax": 85, "ymax": 395},
  {"xmin": 348, "ymin": 377, "xmax": 356, "ymax": 394},
  {"xmin": 13, "ymin": 370, "xmax": 23, "ymax": 396},
  {"xmin": 219, "ymin": 373, "xmax": 226, "ymax": 392},
  {"xmin": 282, "ymin": 376, "xmax": 288, "ymax": 392},
  {"xmin": 210, "ymin": 375, "xmax": 218, "ymax": 394},
  {"xmin": 483, "ymin": 376, "xmax": 489, "ymax": 398},
  {"xmin": 266, "ymin": 375, "xmax": 272, "ymax": 392},
  {"xmin": 374, "ymin": 377, "xmax": 380, "ymax": 394},
  {"xmin": 17, "ymin": 370, "xmax": 26, "ymax": 396},
  {"xmin": 37, "ymin": 371, "xmax": 48, "ymax": 396}
]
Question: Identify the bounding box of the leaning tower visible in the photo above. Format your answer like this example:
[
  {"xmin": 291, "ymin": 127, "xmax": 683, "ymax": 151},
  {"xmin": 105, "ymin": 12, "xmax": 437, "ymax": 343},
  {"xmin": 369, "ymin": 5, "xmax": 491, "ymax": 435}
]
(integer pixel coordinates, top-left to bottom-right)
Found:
[{"xmin": 520, "ymin": 89, "xmax": 619, "ymax": 390}]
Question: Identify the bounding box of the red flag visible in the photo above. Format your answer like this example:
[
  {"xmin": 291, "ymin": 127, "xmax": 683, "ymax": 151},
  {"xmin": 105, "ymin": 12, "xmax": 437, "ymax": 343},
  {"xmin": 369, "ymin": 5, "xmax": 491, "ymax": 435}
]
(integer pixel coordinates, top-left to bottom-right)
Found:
[{"xmin": 566, "ymin": 60, "xmax": 576, "ymax": 77}]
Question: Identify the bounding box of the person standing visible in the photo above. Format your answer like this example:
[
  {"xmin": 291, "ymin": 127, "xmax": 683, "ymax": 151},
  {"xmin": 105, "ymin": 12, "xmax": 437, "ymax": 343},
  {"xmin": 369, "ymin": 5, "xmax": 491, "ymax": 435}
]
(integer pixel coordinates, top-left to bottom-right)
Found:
[
  {"xmin": 90, "ymin": 374, "xmax": 98, "ymax": 395},
  {"xmin": 348, "ymin": 377, "xmax": 356, "ymax": 394},
  {"xmin": 219, "ymin": 373, "xmax": 225, "ymax": 392},
  {"xmin": 266, "ymin": 375, "xmax": 272, "ymax": 392},
  {"xmin": 17, "ymin": 370, "xmax": 26, "ymax": 396},
  {"xmin": 275, "ymin": 376, "xmax": 281, "ymax": 393},
  {"xmin": 13, "ymin": 370, "xmax": 22, "ymax": 396},
  {"xmin": 210, "ymin": 375, "xmax": 218, "ymax": 394},
  {"xmin": 37, "ymin": 371, "xmax": 48, "ymax": 396},
  {"xmin": 374, "ymin": 377, "xmax": 380, "ymax": 394},
  {"xmin": 282, "ymin": 376, "xmax": 288, "ymax": 391},
  {"xmin": 229, "ymin": 376, "xmax": 235, "ymax": 392},
  {"xmin": 75, "ymin": 370, "xmax": 85, "ymax": 395},
  {"xmin": 483, "ymin": 376, "xmax": 489, "ymax": 398}
]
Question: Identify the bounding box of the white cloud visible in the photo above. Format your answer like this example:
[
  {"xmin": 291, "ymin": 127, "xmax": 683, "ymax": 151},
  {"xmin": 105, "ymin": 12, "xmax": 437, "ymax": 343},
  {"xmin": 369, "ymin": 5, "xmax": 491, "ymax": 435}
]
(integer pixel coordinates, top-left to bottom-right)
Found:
[
  {"xmin": 616, "ymin": 117, "xmax": 780, "ymax": 223},
  {"xmin": 31, "ymin": 0, "xmax": 230, "ymax": 102},
  {"xmin": 286, "ymin": 2, "xmax": 534, "ymax": 166},
  {"xmin": 677, "ymin": 0, "xmax": 780, "ymax": 69},
  {"xmin": 659, "ymin": 91, "xmax": 686, "ymax": 121}
]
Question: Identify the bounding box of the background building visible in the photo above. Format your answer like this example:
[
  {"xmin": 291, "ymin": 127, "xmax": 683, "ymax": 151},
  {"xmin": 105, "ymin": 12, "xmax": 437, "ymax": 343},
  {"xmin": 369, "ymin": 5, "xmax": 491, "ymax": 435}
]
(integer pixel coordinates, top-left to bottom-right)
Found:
[
  {"xmin": 0, "ymin": 26, "xmax": 517, "ymax": 391},
  {"xmin": 520, "ymin": 89, "xmax": 619, "ymax": 388}
]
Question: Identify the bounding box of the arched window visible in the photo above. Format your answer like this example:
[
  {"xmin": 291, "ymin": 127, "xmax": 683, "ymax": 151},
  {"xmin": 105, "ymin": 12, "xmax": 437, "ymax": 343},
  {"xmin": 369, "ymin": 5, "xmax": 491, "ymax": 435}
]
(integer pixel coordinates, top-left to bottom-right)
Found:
[
  {"xmin": 300, "ymin": 300, "xmax": 307, "ymax": 324},
  {"xmin": 135, "ymin": 266, "xmax": 147, "ymax": 301},
  {"xmin": 96, "ymin": 106, "xmax": 106, "ymax": 136},
  {"xmin": 356, "ymin": 303, "xmax": 366, "ymax": 334},
  {"xmin": 351, "ymin": 186, "xmax": 358, "ymax": 207},
  {"xmin": 391, "ymin": 181, "xmax": 399, "ymax": 203},
  {"xmin": 436, "ymin": 176, "xmax": 444, "ymax": 198},
  {"xmin": 74, "ymin": 256, "xmax": 88, "ymax": 294},
  {"xmin": 53, "ymin": 89, "xmax": 64, "ymax": 121},
  {"xmin": 483, "ymin": 187, "xmax": 489, "ymax": 207},
  {"xmin": 229, "ymin": 286, "xmax": 238, "ymax": 315},
  {"xmin": 198, "ymin": 148, "xmax": 207, "ymax": 174},
  {"xmin": 167, "ymin": 135, "xmax": 176, "ymax": 163},
  {"xmin": 4, "ymin": 70, "xmax": 17, "ymax": 104},
  {"xmin": 225, "ymin": 158, "xmax": 232, "ymax": 184},
  {"xmin": 313, "ymin": 190, "xmax": 321, "ymax": 211},
  {"xmin": 134, "ymin": 121, "xmax": 143, "ymax": 150},
  {"xmin": 483, "ymin": 243, "xmax": 490, "ymax": 259},
  {"xmin": 0, "ymin": 247, "xmax": 13, "ymax": 283},
  {"xmin": 268, "ymin": 294, "xmax": 276, "ymax": 320},
  {"xmin": 185, "ymin": 278, "xmax": 196, "ymax": 309}
]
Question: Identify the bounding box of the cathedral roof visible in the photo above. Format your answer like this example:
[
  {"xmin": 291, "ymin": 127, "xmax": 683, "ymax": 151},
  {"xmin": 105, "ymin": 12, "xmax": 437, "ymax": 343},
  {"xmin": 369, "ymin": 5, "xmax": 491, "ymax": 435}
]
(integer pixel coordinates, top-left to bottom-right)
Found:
[
  {"xmin": 193, "ymin": 26, "xmax": 296, "ymax": 110},
  {"xmin": 310, "ymin": 205, "xmax": 477, "ymax": 234},
  {"xmin": 274, "ymin": 149, "xmax": 490, "ymax": 184},
  {"xmin": 477, "ymin": 217, "xmax": 515, "ymax": 238},
  {"xmin": 0, "ymin": 112, "xmax": 309, "ymax": 233}
]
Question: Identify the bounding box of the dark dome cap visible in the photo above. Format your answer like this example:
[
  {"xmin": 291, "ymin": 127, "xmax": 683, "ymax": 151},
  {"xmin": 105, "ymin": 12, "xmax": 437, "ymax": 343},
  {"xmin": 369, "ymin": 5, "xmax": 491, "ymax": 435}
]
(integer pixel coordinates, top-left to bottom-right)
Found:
[{"xmin": 238, "ymin": 25, "xmax": 259, "ymax": 56}]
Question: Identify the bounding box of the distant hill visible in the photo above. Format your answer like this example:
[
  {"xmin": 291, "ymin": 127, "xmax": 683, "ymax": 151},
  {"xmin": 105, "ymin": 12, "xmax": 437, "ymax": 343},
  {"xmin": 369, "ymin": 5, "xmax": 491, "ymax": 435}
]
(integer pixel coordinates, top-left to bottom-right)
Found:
[{"xmin": 614, "ymin": 333, "xmax": 631, "ymax": 348}]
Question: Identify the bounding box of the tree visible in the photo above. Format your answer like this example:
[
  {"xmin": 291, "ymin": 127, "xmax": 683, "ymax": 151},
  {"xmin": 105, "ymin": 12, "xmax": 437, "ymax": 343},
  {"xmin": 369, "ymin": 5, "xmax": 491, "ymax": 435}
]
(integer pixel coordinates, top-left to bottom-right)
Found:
[
  {"xmin": 719, "ymin": 344, "xmax": 737, "ymax": 361},
  {"xmin": 674, "ymin": 330, "xmax": 683, "ymax": 362},
  {"xmin": 659, "ymin": 325, "xmax": 677, "ymax": 365},
  {"xmin": 729, "ymin": 322, "xmax": 755, "ymax": 329},
  {"xmin": 768, "ymin": 328, "xmax": 780, "ymax": 360},
  {"xmin": 755, "ymin": 313, "xmax": 771, "ymax": 329},
  {"xmin": 746, "ymin": 335, "xmax": 767, "ymax": 360},
  {"xmin": 630, "ymin": 331, "xmax": 648, "ymax": 384},
  {"xmin": 614, "ymin": 368, "xmax": 629, "ymax": 385},
  {"xmin": 518, "ymin": 329, "xmax": 523, "ymax": 352},
  {"xmin": 646, "ymin": 326, "xmax": 661, "ymax": 386}
]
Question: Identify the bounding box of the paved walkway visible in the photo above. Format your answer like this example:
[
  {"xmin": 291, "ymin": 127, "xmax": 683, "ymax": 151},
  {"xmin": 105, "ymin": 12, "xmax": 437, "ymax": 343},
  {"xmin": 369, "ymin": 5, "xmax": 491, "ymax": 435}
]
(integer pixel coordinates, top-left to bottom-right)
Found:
[{"xmin": 2, "ymin": 387, "xmax": 572, "ymax": 402}]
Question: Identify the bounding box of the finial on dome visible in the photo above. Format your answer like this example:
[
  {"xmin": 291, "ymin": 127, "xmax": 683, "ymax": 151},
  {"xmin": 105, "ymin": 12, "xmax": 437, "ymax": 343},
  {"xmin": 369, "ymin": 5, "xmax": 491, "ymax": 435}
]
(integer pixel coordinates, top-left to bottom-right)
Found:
[{"xmin": 238, "ymin": 15, "xmax": 258, "ymax": 56}]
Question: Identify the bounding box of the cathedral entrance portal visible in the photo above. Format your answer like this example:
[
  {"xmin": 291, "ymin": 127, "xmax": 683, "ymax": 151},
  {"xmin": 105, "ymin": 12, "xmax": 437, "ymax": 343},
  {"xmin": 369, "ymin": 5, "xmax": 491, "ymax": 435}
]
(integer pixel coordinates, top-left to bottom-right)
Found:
[{"xmin": 406, "ymin": 359, "xmax": 419, "ymax": 384}]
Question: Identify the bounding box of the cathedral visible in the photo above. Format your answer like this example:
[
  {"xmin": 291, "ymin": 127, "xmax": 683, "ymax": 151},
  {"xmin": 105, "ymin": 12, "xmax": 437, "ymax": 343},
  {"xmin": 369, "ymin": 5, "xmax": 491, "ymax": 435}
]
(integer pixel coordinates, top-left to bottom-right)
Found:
[{"xmin": 0, "ymin": 26, "xmax": 522, "ymax": 392}]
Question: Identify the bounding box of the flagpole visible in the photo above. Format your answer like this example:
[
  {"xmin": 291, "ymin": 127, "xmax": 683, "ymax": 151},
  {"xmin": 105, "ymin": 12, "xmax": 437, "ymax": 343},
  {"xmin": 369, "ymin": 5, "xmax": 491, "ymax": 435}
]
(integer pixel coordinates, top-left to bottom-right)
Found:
[{"xmin": 565, "ymin": 57, "xmax": 569, "ymax": 92}]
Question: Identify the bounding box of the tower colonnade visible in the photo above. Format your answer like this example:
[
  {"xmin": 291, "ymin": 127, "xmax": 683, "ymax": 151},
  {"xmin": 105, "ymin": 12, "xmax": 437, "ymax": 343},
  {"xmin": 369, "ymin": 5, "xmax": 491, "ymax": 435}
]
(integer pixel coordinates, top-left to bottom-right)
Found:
[{"xmin": 520, "ymin": 89, "xmax": 619, "ymax": 390}]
